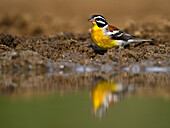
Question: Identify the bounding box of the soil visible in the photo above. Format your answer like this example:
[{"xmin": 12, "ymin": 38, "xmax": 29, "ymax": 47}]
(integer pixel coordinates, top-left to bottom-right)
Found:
[{"xmin": 0, "ymin": 19, "xmax": 169, "ymax": 70}]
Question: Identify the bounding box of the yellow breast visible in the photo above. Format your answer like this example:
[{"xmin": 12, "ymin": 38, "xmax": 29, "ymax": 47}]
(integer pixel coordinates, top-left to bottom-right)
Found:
[
  {"xmin": 91, "ymin": 81, "xmax": 117, "ymax": 111},
  {"xmin": 91, "ymin": 23, "xmax": 118, "ymax": 50}
]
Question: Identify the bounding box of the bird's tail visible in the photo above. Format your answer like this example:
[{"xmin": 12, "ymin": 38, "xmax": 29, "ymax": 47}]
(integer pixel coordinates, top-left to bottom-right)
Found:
[{"xmin": 125, "ymin": 38, "xmax": 153, "ymax": 46}]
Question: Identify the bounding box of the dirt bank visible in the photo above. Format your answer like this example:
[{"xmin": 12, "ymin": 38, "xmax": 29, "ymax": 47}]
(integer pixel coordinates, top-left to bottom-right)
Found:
[{"xmin": 0, "ymin": 19, "xmax": 169, "ymax": 71}]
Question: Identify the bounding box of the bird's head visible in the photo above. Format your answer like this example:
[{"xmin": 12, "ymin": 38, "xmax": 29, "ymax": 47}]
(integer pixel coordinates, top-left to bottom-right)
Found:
[{"xmin": 88, "ymin": 15, "xmax": 108, "ymax": 28}]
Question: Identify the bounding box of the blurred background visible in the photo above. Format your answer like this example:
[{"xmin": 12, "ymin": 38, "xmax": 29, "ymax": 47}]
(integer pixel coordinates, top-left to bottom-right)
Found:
[{"xmin": 0, "ymin": 0, "xmax": 169, "ymax": 35}]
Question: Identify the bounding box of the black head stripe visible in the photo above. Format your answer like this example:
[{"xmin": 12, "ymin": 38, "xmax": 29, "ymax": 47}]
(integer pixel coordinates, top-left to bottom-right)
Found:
[
  {"xmin": 96, "ymin": 22, "xmax": 106, "ymax": 27},
  {"xmin": 95, "ymin": 18, "xmax": 105, "ymax": 21},
  {"xmin": 95, "ymin": 18, "xmax": 108, "ymax": 28},
  {"xmin": 92, "ymin": 15, "xmax": 106, "ymax": 20},
  {"xmin": 90, "ymin": 15, "xmax": 108, "ymax": 28}
]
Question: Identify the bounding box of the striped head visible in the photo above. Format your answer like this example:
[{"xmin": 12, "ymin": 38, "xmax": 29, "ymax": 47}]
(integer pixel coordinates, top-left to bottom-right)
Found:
[{"xmin": 88, "ymin": 15, "xmax": 108, "ymax": 28}]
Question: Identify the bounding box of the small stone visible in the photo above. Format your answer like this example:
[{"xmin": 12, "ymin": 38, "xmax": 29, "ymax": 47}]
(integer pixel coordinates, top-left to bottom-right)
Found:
[
  {"xmin": 11, "ymin": 52, "xmax": 20, "ymax": 59},
  {"xmin": 59, "ymin": 65, "xmax": 64, "ymax": 69}
]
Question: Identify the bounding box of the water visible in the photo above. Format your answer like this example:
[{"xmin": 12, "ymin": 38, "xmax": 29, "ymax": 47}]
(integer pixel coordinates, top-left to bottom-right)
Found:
[
  {"xmin": 0, "ymin": 92, "xmax": 170, "ymax": 128},
  {"xmin": 0, "ymin": 64, "xmax": 170, "ymax": 128}
]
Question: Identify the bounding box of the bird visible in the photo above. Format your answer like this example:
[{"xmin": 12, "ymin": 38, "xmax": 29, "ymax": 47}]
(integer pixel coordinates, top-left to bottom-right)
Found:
[{"xmin": 88, "ymin": 15, "xmax": 153, "ymax": 50}]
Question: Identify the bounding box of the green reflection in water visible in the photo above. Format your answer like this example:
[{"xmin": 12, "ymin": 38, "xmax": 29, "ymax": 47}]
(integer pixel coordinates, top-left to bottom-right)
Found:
[{"xmin": 0, "ymin": 92, "xmax": 170, "ymax": 128}]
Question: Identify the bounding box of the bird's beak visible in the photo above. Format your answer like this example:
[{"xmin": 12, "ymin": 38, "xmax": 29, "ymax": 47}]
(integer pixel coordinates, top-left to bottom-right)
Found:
[{"xmin": 88, "ymin": 17, "xmax": 95, "ymax": 22}]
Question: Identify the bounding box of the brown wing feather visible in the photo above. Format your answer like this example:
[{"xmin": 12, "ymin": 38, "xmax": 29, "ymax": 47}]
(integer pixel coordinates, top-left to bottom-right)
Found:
[
  {"xmin": 106, "ymin": 25, "xmax": 119, "ymax": 32},
  {"xmin": 106, "ymin": 24, "xmax": 135, "ymax": 41}
]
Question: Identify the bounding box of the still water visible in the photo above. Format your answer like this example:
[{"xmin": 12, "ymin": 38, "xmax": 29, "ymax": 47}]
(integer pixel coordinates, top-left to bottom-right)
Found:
[{"xmin": 0, "ymin": 64, "xmax": 170, "ymax": 128}]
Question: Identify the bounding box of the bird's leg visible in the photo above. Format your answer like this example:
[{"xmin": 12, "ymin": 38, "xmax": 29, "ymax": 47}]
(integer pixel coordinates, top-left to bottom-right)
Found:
[
  {"xmin": 118, "ymin": 46, "xmax": 124, "ymax": 50},
  {"xmin": 119, "ymin": 43, "xmax": 125, "ymax": 50},
  {"xmin": 117, "ymin": 46, "xmax": 124, "ymax": 62}
]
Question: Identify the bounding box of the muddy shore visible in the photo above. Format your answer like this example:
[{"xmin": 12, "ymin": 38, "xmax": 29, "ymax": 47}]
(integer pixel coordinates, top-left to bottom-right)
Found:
[{"xmin": 0, "ymin": 19, "xmax": 169, "ymax": 70}]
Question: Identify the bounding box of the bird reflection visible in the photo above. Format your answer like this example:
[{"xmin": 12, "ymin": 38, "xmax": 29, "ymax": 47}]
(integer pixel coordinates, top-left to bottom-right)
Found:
[{"xmin": 91, "ymin": 80, "xmax": 133, "ymax": 117}]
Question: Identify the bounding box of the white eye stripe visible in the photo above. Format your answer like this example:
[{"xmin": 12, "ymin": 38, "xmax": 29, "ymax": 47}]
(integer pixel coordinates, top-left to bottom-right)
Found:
[
  {"xmin": 94, "ymin": 16, "xmax": 106, "ymax": 21},
  {"xmin": 96, "ymin": 20, "xmax": 106, "ymax": 24}
]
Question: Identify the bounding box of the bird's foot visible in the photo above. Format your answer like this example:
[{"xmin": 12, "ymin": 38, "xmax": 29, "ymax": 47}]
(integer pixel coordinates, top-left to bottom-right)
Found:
[{"xmin": 118, "ymin": 46, "xmax": 124, "ymax": 51}]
